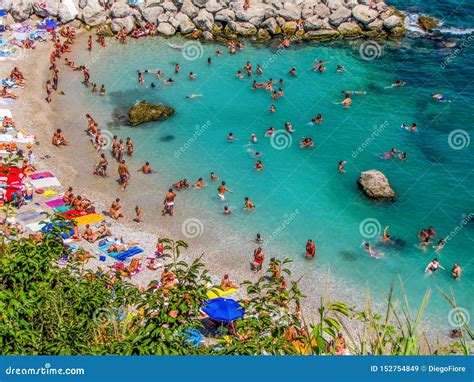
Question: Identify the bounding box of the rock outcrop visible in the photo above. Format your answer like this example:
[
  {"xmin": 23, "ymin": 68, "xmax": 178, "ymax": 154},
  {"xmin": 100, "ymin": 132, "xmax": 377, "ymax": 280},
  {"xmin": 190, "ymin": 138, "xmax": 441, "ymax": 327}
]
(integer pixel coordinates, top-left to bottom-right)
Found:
[
  {"xmin": 3, "ymin": 0, "xmax": 407, "ymax": 42},
  {"xmin": 128, "ymin": 102, "xmax": 175, "ymax": 127},
  {"xmin": 357, "ymin": 170, "xmax": 396, "ymax": 200}
]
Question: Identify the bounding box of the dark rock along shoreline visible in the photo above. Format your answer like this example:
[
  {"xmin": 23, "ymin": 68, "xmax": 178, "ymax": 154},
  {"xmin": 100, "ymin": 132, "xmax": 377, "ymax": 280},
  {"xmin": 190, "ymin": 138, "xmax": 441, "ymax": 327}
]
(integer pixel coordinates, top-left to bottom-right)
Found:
[{"xmin": 1, "ymin": 0, "xmax": 405, "ymax": 42}]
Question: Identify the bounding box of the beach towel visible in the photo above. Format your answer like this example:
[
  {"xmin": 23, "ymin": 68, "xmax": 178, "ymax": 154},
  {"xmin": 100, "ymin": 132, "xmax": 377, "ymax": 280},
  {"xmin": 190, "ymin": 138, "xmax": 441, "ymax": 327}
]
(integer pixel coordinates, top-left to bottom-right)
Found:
[
  {"xmin": 0, "ymin": 134, "xmax": 35, "ymax": 144},
  {"xmin": 16, "ymin": 209, "xmax": 45, "ymax": 223},
  {"xmin": 74, "ymin": 213, "xmax": 104, "ymax": 226},
  {"xmin": 25, "ymin": 219, "xmax": 49, "ymax": 232},
  {"xmin": 61, "ymin": 209, "xmax": 90, "ymax": 219},
  {"xmin": 54, "ymin": 205, "xmax": 70, "ymax": 212},
  {"xmin": 11, "ymin": 32, "xmax": 27, "ymax": 41},
  {"xmin": 29, "ymin": 171, "xmax": 54, "ymax": 180},
  {"xmin": 206, "ymin": 287, "xmax": 237, "ymax": 300},
  {"xmin": 45, "ymin": 197, "xmax": 65, "ymax": 208},
  {"xmin": 112, "ymin": 247, "xmax": 144, "ymax": 262},
  {"xmin": 0, "ymin": 99, "xmax": 14, "ymax": 106},
  {"xmin": 0, "ymin": 109, "xmax": 12, "ymax": 119},
  {"xmin": 99, "ymin": 241, "xmax": 115, "ymax": 252},
  {"xmin": 30, "ymin": 177, "xmax": 61, "ymax": 188}
]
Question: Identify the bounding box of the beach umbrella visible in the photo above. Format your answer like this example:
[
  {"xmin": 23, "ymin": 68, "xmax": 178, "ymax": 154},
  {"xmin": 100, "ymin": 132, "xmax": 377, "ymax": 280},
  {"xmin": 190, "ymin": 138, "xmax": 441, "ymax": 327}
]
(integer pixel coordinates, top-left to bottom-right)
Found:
[{"xmin": 201, "ymin": 298, "xmax": 245, "ymax": 323}]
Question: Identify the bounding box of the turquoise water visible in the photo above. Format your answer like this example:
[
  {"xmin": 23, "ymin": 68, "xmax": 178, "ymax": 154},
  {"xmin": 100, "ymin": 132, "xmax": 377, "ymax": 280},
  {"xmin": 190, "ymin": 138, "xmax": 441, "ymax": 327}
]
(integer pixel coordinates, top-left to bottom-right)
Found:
[{"xmin": 64, "ymin": 1, "xmax": 473, "ymax": 326}]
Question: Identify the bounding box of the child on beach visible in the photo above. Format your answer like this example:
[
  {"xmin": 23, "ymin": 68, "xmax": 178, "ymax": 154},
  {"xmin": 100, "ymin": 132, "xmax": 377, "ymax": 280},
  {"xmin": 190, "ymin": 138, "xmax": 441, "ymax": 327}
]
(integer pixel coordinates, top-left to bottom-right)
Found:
[{"xmin": 134, "ymin": 206, "xmax": 143, "ymax": 223}]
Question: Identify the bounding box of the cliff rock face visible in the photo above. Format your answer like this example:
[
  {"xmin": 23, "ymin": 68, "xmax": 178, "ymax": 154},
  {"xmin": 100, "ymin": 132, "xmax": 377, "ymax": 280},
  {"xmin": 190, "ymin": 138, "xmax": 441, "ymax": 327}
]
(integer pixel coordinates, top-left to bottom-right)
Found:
[
  {"xmin": 357, "ymin": 170, "xmax": 396, "ymax": 200},
  {"xmin": 129, "ymin": 102, "xmax": 175, "ymax": 127},
  {"xmin": 8, "ymin": 1, "xmax": 406, "ymax": 41}
]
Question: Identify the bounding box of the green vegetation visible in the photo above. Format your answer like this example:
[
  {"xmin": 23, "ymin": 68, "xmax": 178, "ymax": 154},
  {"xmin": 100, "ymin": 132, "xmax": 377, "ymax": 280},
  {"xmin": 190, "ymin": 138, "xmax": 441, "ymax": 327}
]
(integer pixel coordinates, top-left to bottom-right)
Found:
[{"xmin": 0, "ymin": 216, "xmax": 471, "ymax": 355}]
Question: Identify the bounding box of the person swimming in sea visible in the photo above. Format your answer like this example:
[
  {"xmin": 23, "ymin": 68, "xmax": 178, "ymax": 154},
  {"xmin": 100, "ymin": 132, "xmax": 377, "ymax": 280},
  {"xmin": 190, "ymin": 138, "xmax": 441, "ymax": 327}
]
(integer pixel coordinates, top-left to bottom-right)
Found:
[
  {"xmin": 164, "ymin": 78, "xmax": 174, "ymax": 85},
  {"xmin": 425, "ymin": 258, "xmax": 444, "ymax": 274},
  {"xmin": 186, "ymin": 94, "xmax": 202, "ymax": 99},
  {"xmin": 289, "ymin": 67, "xmax": 297, "ymax": 76},
  {"xmin": 385, "ymin": 80, "xmax": 406, "ymax": 89},
  {"xmin": 138, "ymin": 161, "xmax": 156, "ymax": 174},
  {"xmin": 432, "ymin": 93, "xmax": 451, "ymax": 102},
  {"xmin": 227, "ymin": 132, "xmax": 235, "ymax": 141},
  {"xmin": 338, "ymin": 94, "xmax": 352, "ymax": 106},
  {"xmin": 364, "ymin": 242, "xmax": 381, "ymax": 259},
  {"xmin": 451, "ymin": 262, "xmax": 461, "ymax": 279},
  {"xmin": 433, "ymin": 238, "xmax": 445, "ymax": 254},
  {"xmin": 254, "ymin": 160, "xmax": 264, "ymax": 171},
  {"xmin": 210, "ymin": 172, "xmax": 218, "ymax": 181},
  {"xmin": 336, "ymin": 65, "xmax": 345, "ymax": 72},
  {"xmin": 265, "ymin": 127, "xmax": 275, "ymax": 137},
  {"xmin": 300, "ymin": 137, "xmax": 313, "ymax": 148},
  {"xmin": 285, "ymin": 122, "xmax": 295, "ymax": 133},
  {"xmin": 250, "ymin": 133, "xmax": 257, "ymax": 143},
  {"xmin": 223, "ymin": 205, "xmax": 232, "ymax": 215},
  {"xmin": 243, "ymin": 197, "xmax": 255, "ymax": 210},
  {"xmin": 255, "ymin": 233, "xmax": 263, "ymax": 244},
  {"xmin": 306, "ymin": 239, "xmax": 316, "ymax": 259},
  {"xmin": 342, "ymin": 90, "xmax": 366, "ymax": 95},
  {"xmin": 269, "ymin": 104, "xmax": 276, "ymax": 113},
  {"xmin": 381, "ymin": 226, "xmax": 393, "ymax": 244},
  {"xmin": 338, "ymin": 160, "xmax": 346, "ymax": 173}
]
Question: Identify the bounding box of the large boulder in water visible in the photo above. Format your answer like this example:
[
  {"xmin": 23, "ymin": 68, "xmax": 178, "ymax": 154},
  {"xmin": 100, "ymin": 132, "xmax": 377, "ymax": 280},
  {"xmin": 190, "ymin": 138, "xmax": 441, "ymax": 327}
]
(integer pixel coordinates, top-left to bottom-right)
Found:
[
  {"xmin": 418, "ymin": 15, "xmax": 439, "ymax": 31},
  {"xmin": 357, "ymin": 170, "xmax": 395, "ymax": 200},
  {"xmin": 129, "ymin": 101, "xmax": 175, "ymax": 126}
]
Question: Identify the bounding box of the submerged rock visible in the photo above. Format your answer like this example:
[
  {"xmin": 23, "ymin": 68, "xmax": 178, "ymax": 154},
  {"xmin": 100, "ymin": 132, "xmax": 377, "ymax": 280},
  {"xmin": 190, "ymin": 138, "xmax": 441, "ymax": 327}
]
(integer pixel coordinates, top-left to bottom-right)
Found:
[
  {"xmin": 128, "ymin": 102, "xmax": 175, "ymax": 126},
  {"xmin": 418, "ymin": 15, "xmax": 439, "ymax": 31},
  {"xmin": 357, "ymin": 170, "xmax": 395, "ymax": 200}
]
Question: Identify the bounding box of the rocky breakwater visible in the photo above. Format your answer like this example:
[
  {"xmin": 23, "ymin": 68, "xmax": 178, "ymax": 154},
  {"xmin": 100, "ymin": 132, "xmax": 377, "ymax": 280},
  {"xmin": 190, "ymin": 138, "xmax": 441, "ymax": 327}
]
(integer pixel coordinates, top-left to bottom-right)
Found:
[{"xmin": 2, "ymin": 0, "xmax": 405, "ymax": 42}]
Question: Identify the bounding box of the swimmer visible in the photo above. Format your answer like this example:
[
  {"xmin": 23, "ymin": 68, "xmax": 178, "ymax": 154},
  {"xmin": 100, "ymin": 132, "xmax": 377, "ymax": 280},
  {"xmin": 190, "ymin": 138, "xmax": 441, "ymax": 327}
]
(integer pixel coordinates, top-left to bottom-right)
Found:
[
  {"xmin": 264, "ymin": 127, "xmax": 275, "ymax": 137},
  {"xmin": 433, "ymin": 238, "xmax": 445, "ymax": 254},
  {"xmin": 253, "ymin": 151, "xmax": 261, "ymax": 158},
  {"xmin": 431, "ymin": 93, "xmax": 451, "ymax": 102},
  {"xmin": 342, "ymin": 90, "xmax": 366, "ymax": 95},
  {"xmin": 425, "ymin": 258, "xmax": 444, "ymax": 274},
  {"xmin": 243, "ymin": 197, "xmax": 255, "ymax": 210},
  {"xmin": 146, "ymin": 82, "xmax": 157, "ymax": 89},
  {"xmin": 285, "ymin": 122, "xmax": 295, "ymax": 133},
  {"xmin": 300, "ymin": 137, "xmax": 313, "ymax": 148},
  {"xmin": 186, "ymin": 94, "xmax": 203, "ymax": 99},
  {"xmin": 250, "ymin": 133, "xmax": 257, "ymax": 143},
  {"xmin": 269, "ymin": 105, "xmax": 276, "ymax": 113},
  {"xmin": 189, "ymin": 71, "xmax": 197, "ymax": 80},
  {"xmin": 99, "ymin": 85, "xmax": 106, "ymax": 95},
  {"xmin": 255, "ymin": 233, "xmax": 263, "ymax": 244},
  {"xmin": 306, "ymin": 239, "xmax": 316, "ymax": 259},
  {"xmin": 207, "ymin": 57, "xmax": 211, "ymax": 65},
  {"xmin": 451, "ymin": 262, "xmax": 461, "ymax": 279},
  {"xmin": 313, "ymin": 60, "xmax": 327, "ymax": 72},
  {"xmin": 381, "ymin": 226, "xmax": 392, "ymax": 243},
  {"xmin": 175, "ymin": 64, "xmax": 180, "ymax": 73},
  {"xmin": 137, "ymin": 161, "xmax": 156, "ymax": 174},
  {"xmin": 364, "ymin": 242, "xmax": 381, "ymax": 259},
  {"xmin": 227, "ymin": 132, "xmax": 235, "ymax": 141},
  {"xmin": 223, "ymin": 206, "xmax": 232, "ymax": 215},
  {"xmin": 217, "ymin": 181, "xmax": 233, "ymax": 201},
  {"xmin": 399, "ymin": 151, "xmax": 407, "ymax": 161},
  {"xmin": 237, "ymin": 70, "xmax": 244, "ymax": 79},
  {"xmin": 338, "ymin": 160, "xmax": 346, "ymax": 172},
  {"xmin": 254, "ymin": 160, "xmax": 264, "ymax": 171},
  {"xmin": 216, "ymin": 48, "xmax": 222, "ymax": 56},
  {"xmin": 138, "ymin": 71, "xmax": 144, "ymax": 84},
  {"xmin": 336, "ymin": 65, "xmax": 345, "ymax": 72},
  {"xmin": 164, "ymin": 78, "xmax": 174, "ymax": 85},
  {"xmin": 210, "ymin": 172, "xmax": 218, "ymax": 181},
  {"xmin": 340, "ymin": 94, "xmax": 352, "ymax": 106},
  {"xmin": 193, "ymin": 177, "xmax": 205, "ymax": 189},
  {"xmin": 289, "ymin": 67, "xmax": 296, "ymax": 76},
  {"xmin": 385, "ymin": 80, "xmax": 406, "ymax": 89}
]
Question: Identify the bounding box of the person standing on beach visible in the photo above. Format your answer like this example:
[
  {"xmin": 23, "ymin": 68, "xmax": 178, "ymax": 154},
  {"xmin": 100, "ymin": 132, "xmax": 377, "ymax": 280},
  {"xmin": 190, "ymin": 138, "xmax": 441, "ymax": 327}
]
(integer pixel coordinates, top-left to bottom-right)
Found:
[
  {"xmin": 83, "ymin": 66, "xmax": 90, "ymax": 86},
  {"xmin": 162, "ymin": 188, "xmax": 176, "ymax": 216},
  {"xmin": 95, "ymin": 153, "xmax": 108, "ymax": 176},
  {"xmin": 126, "ymin": 138, "xmax": 134, "ymax": 156},
  {"xmin": 118, "ymin": 160, "xmax": 130, "ymax": 191},
  {"xmin": 117, "ymin": 139, "xmax": 124, "ymax": 162},
  {"xmin": 253, "ymin": 247, "xmax": 264, "ymax": 273},
  {"xmin": 46, "ymin": 80, "xmax": 52, "ymax": 103},
  {"xmin": 87, "ymin": 35, "xmax": 92, "ymax": 51}
]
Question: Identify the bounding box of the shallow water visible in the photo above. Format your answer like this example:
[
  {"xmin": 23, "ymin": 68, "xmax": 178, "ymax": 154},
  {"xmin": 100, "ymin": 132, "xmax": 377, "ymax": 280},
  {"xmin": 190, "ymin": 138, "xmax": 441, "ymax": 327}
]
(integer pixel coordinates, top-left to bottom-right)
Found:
[{"xmin": 60, "ymin": 1, "xmax": 473, "ymax": 328}]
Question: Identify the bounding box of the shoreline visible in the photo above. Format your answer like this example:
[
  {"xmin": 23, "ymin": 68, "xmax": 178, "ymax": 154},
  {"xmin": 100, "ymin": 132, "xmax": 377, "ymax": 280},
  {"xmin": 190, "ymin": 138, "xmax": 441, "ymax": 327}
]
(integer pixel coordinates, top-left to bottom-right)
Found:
[
  {"xmin": 1, "ymin": 24, "xmax": 458, "ymax": 351},
  {"xmin": 3, "ymin": 1, "xmax": 406, "ymax": 43}
]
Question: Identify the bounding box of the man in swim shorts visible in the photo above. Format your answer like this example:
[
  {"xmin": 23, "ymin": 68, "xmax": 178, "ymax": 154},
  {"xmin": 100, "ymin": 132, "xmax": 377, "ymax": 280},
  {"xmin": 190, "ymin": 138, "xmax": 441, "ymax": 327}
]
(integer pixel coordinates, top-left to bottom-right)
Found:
[
  {"xmin": 217, "ymin": 181, "xmax": 232, "ymax": 201},
  {"xmin": 163, "ymin": 188, "xmax": 176, "ymax": 216}
]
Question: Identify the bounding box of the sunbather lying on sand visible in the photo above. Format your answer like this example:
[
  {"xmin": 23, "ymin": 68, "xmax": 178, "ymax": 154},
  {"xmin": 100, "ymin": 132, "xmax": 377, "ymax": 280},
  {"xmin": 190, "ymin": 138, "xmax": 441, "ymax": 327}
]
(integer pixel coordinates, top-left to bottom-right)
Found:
[{"xmin": 82, "ymin": 224, "xmax": 112, "ymax": 243}]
